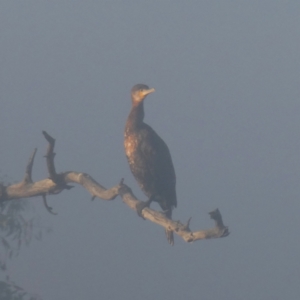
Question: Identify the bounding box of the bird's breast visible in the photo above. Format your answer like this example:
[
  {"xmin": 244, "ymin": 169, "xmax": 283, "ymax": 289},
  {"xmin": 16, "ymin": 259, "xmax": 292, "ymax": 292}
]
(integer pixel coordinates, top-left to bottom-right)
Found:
[{"xmin": 124, "ymin": 134, "xmax": 138, "ymax": 158}]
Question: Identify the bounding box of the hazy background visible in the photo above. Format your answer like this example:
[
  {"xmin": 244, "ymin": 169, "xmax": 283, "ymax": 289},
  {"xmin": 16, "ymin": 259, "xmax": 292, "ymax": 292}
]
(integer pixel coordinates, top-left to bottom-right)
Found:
[{"xmin": 1, "ymin": 1, "xmax": 300, "ymax": 299}]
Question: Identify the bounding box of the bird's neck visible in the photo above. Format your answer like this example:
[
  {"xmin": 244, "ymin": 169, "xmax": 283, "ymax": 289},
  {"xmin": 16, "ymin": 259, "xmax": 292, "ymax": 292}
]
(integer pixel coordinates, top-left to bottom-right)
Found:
[{"xmin": 127, "ymin": 102, "xmax": 145, "ymax": 130}]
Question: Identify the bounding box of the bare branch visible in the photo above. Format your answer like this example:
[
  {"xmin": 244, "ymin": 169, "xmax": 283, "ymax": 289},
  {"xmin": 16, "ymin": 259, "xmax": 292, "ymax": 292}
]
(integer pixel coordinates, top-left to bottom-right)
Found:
[
  {"xmin": 42, "ymin": 131, "xmax": 57, "ymax": 181},
  {"xmin": 23, "ymin": 148, "xmax": 37, "ymax": 184},
  {"xmin": 42, "ymin": 194, "xmax": 57, "ymax": 215},
  {"xmin": 118, "ymin": 183, "xmax": 229, "ymax": 243},
  {"xmin": 0, "ymin": 132, "xmax": 229, "ymax": 244},
  {"xmin": 0, "ymin": 132, "xmax": 120, "ymax": 202},
  {"xmin": 63, "ymin": 172, "xmax": 120, "ymax": 200},
  {"xmin": 1, "ymin": 172, "xmax": 121, "ymax": 202}
]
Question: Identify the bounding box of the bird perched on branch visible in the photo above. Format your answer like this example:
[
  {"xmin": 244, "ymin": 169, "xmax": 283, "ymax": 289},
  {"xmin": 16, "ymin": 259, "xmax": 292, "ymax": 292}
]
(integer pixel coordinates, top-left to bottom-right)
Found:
[{"xmin": 124, "ymin": 84, "xmax": 177, "ymax": 245}]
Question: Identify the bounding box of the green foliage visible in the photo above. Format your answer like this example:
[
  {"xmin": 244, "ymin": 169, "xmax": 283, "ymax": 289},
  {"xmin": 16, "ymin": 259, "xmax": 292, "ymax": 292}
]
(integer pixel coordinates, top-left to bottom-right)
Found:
[
  {"xmin": 0, "ymin": 176, "xmax": 50, "ymax": 300},
  {"xmin": 0, "ymin": 280, "xmax": 42, "ymax": 300},
  {"xmin": 0, "ymin": 199, "xmax": 51, "ymax": 271}
]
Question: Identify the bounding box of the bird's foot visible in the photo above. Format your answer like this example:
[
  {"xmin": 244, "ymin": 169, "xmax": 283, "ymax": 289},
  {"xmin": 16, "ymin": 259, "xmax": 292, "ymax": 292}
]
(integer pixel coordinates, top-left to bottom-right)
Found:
[
  {"xmin": 136, "ymin": 198, "xmax": 153, "ymax": 219},
  {"xmin": 161, "ymin": 208, "xmax": 172, "ymax": 220}
]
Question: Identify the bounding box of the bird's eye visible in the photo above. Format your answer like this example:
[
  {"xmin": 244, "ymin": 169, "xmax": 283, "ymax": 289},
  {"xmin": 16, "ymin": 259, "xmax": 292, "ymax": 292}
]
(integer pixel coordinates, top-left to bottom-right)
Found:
[{"xmin": 140, "ymin": 89, "xmax": 144, "ymax": 92}]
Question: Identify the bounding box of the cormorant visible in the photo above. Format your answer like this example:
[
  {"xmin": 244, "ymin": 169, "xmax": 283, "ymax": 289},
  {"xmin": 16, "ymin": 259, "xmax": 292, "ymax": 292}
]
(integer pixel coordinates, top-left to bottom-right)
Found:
[{"xmin": 124, "ymin": 84, "xmax": 177, "ymax": 245}]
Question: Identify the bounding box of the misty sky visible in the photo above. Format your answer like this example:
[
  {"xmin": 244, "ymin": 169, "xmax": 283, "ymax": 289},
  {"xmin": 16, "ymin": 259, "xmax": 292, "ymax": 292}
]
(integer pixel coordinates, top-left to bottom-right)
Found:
[{"xmin": 1, "ymin": 1, "xmax": 300, "ymax": 299}]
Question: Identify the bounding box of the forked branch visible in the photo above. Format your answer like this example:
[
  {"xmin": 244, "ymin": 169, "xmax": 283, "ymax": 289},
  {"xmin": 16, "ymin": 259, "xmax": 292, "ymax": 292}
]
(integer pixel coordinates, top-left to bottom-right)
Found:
[
  {"xmin": 119, "ymin": 184, "xmax": 229, "ymax": 242},
  {"xmin": 0, "ymin": 131, "xmax": 120, "ymax": 202},
  {"xmin": 0, "ymin": 132, "xmax": 229, "ymax": 244}
]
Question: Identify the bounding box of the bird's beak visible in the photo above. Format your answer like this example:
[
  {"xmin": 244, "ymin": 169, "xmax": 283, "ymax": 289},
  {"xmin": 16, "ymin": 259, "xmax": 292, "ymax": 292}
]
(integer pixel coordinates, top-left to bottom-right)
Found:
[{"xmin": 142, "ymin": 88, "xmax": 155, "ymax": 96}]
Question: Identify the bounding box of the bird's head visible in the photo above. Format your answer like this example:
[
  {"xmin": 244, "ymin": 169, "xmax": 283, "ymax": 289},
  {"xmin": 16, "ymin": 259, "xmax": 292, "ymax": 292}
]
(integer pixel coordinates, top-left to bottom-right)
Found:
[{"xmin": 131, "ymin": 84, "xmax": 155, "ymax": 105}]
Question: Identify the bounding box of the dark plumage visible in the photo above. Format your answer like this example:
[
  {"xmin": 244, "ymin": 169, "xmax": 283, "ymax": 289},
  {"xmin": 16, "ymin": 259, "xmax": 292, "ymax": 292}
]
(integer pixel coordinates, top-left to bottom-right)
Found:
[{"xmin": 124, "ymin": 84, "xmax": 177, "ymax": 245}]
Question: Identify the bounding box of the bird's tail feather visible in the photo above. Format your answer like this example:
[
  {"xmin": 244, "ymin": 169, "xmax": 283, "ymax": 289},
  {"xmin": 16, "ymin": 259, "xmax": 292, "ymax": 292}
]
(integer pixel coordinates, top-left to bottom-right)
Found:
[
  {"xmin": 164, "ymin": 209, "xmax": 174, "ymax": 246},
  {"xmin": 165, "ymin": 229, "xmax": 174, "ymax": 246}
]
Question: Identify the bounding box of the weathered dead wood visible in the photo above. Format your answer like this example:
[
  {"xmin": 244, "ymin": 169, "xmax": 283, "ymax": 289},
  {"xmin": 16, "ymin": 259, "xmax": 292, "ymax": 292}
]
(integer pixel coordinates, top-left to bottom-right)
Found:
[
  {"xmin": 119, "ymin": 184, "xmax": 229, "ymax": 242},
  {"xmin": 0, "ymin": 131, "xmax": 229, "ymax": 244},
  {"xmin": 0, "ymin": 131, "xmax": 120, "ymax": 202},
  {"xmin": 2, "ymin": 171, "xmax": 121, "ymax": 201}
]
